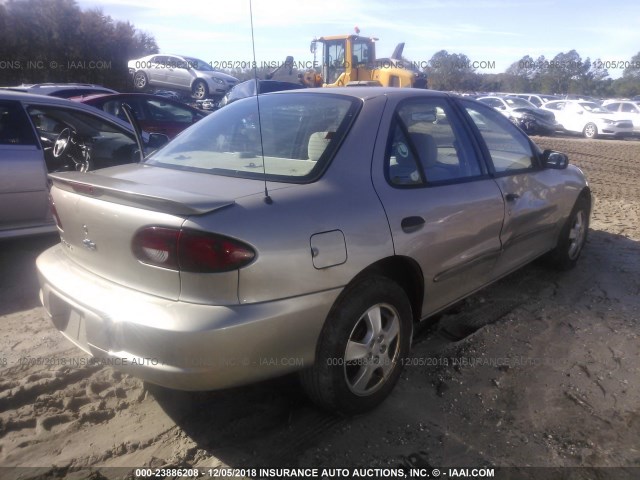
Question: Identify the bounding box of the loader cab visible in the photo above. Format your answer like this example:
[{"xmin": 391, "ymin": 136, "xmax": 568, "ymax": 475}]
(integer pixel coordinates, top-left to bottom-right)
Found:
[{"xmin": 313, "ymin": 35, "xmax": 376, "ymax": 86}]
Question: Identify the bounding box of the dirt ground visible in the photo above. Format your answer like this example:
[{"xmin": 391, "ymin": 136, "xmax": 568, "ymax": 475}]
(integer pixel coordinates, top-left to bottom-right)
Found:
[{"xmin": 0, "ymin": 135, "xmax": 639, "ymax": 480}]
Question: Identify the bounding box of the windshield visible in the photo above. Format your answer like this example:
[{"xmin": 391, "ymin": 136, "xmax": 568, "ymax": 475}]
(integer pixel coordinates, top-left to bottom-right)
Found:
[
  {"xmin": 323, "ymin": 39, "xmax": 346, "ymax": 84},
  {"xmin": 504, "ymin": 97, "xmax": 535, "ymax": 109},
  {"xmin": 146, "ymin": 93, "xmax": 360, "ymax": 182},
  {"xmin": 580, "ymin": 102, "xmax": 609, "ymax": 114},
  {"xmin": 184, "ymin": 57, "xmax": 214, "ymax": 71}
]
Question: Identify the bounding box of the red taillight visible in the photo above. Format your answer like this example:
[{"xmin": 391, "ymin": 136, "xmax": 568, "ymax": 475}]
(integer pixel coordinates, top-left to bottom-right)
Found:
[
  {"xmin": 132, "ymin": 227, "xmax": 255, "ymax": 273},
  {"xmin": 49, "ymin": 194, "xmax": 63, "ymax": 231},
  {"xmin": 132, "ymin": 227, "xmax": 180, "ymax": 269},
  {"xmin": 177, "ymin": 229, "xmax": 255, "ymax": 272}
]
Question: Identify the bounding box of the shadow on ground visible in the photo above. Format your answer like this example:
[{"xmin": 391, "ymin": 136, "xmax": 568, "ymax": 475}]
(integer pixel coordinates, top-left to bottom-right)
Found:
[
  {"xmin": 147, "ymin": 229, "xmax": 640, "ymax": 471},
  {"xmin": 0, "ymin": 234, "xmax": 59, "ymax": 316}
]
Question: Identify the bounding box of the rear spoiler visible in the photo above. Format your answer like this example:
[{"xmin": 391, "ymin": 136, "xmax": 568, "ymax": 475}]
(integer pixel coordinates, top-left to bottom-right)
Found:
[{"xmin": 49, "ymin": 171, "xmax": 234, "ymax": 216}]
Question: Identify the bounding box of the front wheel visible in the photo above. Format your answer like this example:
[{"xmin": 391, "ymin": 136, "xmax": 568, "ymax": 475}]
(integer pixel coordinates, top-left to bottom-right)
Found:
[
  {"xmin": 191, "ymin": 80, "xmax": 209, "ymax": 100},
  {"xmin": 300, "ymin": 276, "xmax": 412, "ymax": 414},
  {"xmin": 133, "ymin": 71, "xmax": 148, "ymax": 91},
  {"xmin": 545, "ymin": 195, "xmax": 590, "ymax": 270},
  {"xmin": 583, "ymin": 122, "xmax": 598, "ymax": 139}
]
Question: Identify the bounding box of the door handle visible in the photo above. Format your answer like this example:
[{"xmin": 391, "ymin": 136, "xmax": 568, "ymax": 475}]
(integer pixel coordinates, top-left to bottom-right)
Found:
[
  {"xmin": 401, "ymin": 216, "xmax": 425, "ymax": 233},
  {"xmin": 505, "ymin": 193, "xmax": 520, "ymax": 202}
]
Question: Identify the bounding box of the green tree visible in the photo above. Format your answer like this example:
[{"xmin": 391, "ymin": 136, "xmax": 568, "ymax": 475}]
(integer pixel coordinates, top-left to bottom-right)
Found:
[
  {"xmin": 503, "ymin": 55, "xmax": 537, "ymax": 92},
  {"xmin": 569, "ymin": 58, "xmax": 611, "ymax": 96},
  {"xmin": 0, "ymin": 0, "xmax": 158, "ymax": 89},
  {"xmin": 426, "ymin": 50, "xmax": 480, "ymax": 91},
  {"xmin": 622, "ymin": 52, "xmax": 640, "ymax": 79}
]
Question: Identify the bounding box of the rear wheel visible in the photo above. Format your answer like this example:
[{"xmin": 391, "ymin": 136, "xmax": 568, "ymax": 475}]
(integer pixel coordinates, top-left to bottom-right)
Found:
[
  {"xmin": 133, "ymin": 71, "xmax": 148, "ymax": 91},
  {"xmin": 546, "ymin": 195, "xmax": 590, "ymax": 270},
  {"xmin": 300, "ymin": 276, "xmax": 412, "ymax": 414},
  {"xmin": 583, "ymin": 122, "xmax": 598, "ymax": 139}
]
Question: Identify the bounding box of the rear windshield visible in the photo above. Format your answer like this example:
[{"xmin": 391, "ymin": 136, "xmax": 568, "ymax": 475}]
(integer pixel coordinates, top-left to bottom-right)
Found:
[{"xmin": 146, "ymin": 93, "xmax": 360, "ymax": 182}]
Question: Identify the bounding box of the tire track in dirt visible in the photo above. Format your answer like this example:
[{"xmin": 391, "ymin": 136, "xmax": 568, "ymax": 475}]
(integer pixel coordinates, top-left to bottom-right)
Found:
[{"xmin": 0, "ymin": 355, "xmax": 149, "ymax": 467}]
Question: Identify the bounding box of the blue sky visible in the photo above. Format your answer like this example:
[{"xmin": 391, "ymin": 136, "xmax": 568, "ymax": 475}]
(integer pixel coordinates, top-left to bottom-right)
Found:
[{"xmin": 77, "ymin": 0, "xmax": 640, "ymax": 79}]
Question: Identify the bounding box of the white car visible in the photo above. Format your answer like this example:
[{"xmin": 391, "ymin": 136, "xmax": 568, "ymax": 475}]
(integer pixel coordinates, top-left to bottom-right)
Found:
[
  {"xmin": 542, "ymin": 100, "xmax": 634, "ymax": 139},
  {"xmin": 602, "ymin": 100, "xmax": 640, "ymax": 133},
  {"xmin": 128, "ymin": 54, "xmax": 238, "ymax": 100}
]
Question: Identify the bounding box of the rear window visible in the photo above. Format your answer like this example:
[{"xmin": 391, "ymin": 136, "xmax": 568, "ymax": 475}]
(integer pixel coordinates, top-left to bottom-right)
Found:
[{"xmin": 145, "ymin": 93, "xmax": 360, "ymax": 182}]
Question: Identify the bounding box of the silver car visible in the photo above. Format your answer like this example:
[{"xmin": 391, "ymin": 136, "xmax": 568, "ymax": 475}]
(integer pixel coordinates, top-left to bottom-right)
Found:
[
  {"xmin": 128, "ymin": 54, "xmax": 239, "ymax": 100},
  {"xmin": 0, "ymin": 91, "xmax": 167, "ymax": 239},
  {"xmin": 36, "ymin": 88, "xmax": 591, "ymax": 413}
]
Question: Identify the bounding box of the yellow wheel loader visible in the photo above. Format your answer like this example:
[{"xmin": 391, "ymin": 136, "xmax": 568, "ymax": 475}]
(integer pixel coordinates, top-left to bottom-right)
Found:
[{"xmin": 300, "ymin": 33, "xmax": 428, "ymax": 89}]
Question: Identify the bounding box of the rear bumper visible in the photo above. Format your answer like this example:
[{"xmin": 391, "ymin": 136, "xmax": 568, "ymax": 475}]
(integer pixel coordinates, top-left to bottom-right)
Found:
[{"xmin": 37, "ymin": 244, "xmax": 337, "ymax": 391}]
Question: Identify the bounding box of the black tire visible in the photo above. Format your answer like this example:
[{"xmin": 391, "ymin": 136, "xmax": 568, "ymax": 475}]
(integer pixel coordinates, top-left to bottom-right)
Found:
[
  {"xmin": 583, "ymin": 122, "xmax": 598, "ymax": 139},
  {"xmin": 133, "ymin": 71, "xmax": 148, "ymax": 91},
  {"xmin": 191, "ymin": 80, "xmax": 209, "ymax": 100},
  {"xmin": 300, "ymin": 276, "xmax": 412, "ymax": 414},
  {"xmin": 545, "ymin": 195, "xmax": 590, "ymax": 270}
]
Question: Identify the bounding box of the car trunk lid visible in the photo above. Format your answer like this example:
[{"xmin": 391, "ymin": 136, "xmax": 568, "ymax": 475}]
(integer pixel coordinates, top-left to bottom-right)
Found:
[{"xmin": 48, "ymin": 166, "xmax": 260, "ymax": 301}]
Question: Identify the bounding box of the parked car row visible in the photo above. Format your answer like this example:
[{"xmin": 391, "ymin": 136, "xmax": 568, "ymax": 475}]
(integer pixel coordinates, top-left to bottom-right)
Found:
[{"xmin": 473, "ymin": 91, "xmax": 638, "ymax": 139}]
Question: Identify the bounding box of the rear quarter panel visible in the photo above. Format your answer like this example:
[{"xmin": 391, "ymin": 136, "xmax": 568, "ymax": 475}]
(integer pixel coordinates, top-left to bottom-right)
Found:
[{"xmin": 180, "ymin": 95, "xmax": 395, "ymax": 304}]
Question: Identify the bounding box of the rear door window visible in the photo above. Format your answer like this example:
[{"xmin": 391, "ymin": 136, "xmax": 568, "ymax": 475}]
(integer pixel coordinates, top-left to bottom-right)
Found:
[{"xmin": 385, "ymin": 98, "xmax": 485, "ymax": 186}]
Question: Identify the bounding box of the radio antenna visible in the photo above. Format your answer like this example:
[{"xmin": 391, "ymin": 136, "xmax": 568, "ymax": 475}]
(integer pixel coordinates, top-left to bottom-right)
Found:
[{"xmin": 249, "ymin": 0, "xmax": 272, "ymax": 204}]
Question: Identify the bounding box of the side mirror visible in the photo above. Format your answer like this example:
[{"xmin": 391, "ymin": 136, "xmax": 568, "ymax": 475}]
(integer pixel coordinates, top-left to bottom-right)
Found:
[
  {"xmin": 542, "ymin": 149, "xmax": 568, "ymax": 169},
  {"xmin": 147, "ymin": 133, "xmax": 169, "ymax": 150}
]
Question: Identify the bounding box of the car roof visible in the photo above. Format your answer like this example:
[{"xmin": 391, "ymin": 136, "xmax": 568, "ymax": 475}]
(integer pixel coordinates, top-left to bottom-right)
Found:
[
  {"xmin": 0, "ymin": 89, "xmax": 95, "ymax": 105},
  {"xmin": 69, "ymin": 93, "xmax": 110, "ymax": 102},
  {"xmin": 269, "ymin": 86, "xmax": 451, "ymax": 101},
  {"xmin": 1, "ymin": 83, "xmax": 117, "ymax": 96},
  {"xmin": 73, "ymin": 92, "xmax": 185, "ymax": 102}
]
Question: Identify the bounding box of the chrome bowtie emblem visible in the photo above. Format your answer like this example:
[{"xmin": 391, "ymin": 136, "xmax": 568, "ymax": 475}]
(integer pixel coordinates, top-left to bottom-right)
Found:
[{"xmin": 82, "ymin": 224, "xmax": 97, "ymax": 251}]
